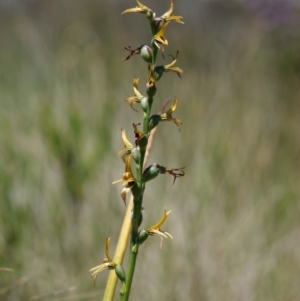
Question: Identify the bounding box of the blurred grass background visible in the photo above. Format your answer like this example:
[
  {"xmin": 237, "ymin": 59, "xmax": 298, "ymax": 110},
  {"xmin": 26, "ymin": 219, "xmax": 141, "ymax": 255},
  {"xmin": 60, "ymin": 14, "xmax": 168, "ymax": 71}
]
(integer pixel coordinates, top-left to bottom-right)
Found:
[{"xmin": 1, "ymin": 0, "xmax": 300, "ymax": 300}]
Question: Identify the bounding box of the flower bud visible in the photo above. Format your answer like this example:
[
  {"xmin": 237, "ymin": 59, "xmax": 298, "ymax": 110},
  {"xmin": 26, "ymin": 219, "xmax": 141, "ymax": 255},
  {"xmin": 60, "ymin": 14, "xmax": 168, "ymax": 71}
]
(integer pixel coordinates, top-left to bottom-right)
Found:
[
  {"xmin": 148, "ymin": 114, "xmax": 160, "ymax": 131},
  {"xmin": 137, "ymin": 229, "xmax": 148, "ymax": 244},
  {"xmin": 146, "ymin": 10, "xmax": 154, "ymax": 21},
  {"xmin": 115, "ymin": 265, "xmax": 126, "ymax": 282},
  {"xmin": 140, "ymin": 45, "xmax": 153, "ymax": 64},
  {"xmin": 153, "ymin": 66, "xmax": 164, "ymax": 82},
  {"xmin": 154, "ymin": 17, "xmax": 163, "ymax": 32},
  {"xmin": 140, "ymin": 97, "xmax": 149, "ymax": 113},
  {"xmin": 146, "ymin": 84, "xmax": 157, "ymax": 97},
  {"xmin": 142, "ymin": 163, "xmax": 160, "ymax": 182},
  {"xmin": 137, "ymin": 134, "xmax": 148, "ymax": 149}
]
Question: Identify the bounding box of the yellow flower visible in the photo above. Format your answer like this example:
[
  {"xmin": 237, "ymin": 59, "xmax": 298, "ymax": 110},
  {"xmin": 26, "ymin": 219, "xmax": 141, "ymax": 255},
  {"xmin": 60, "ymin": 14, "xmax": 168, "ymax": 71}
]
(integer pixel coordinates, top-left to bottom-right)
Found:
[
  {"xmin": 146, "ymin": 208, "xmax": 173, "ymax": 249},
  {"xmin": 112, "ymin": 154, "xmax": 136, "ymax": 204},
  {"xmin": 124, "ymin": 77, "xmax": 144, "ymax": 112},
  {"xmin": 153, "ymin": 20, "xmax": 170, "ymax": 50},
  {"xmin": 117, "ymin": 129, "xmax": 134, "ymax": 163},
  {"xmin": 146, "ymin": 52, "xmax": 183, "ymax": 88},
  {"xmin": 121, "ymin": 0, "xmax": 150, "ymax": 15},
  {"xmin": 153, "ymin": 1, "xmax": 184, "ymax": 50},
  {"xmin": 147, "ymin": 65, "xmax": 156, "ymax": 88},
  {"xmin": 161, "ymin": 0, "xmax": 184, "ymax": 24},
  {"xmin": 160, "ymin": 98, "xmax": 182, "ymax": 130},
  {"xmin": 89, "ymin": 238, "xmax": 117, "ymax": 286},
  {"xmin": 164, "ymin": 51, "xmax": 183, "ymax": 78}
]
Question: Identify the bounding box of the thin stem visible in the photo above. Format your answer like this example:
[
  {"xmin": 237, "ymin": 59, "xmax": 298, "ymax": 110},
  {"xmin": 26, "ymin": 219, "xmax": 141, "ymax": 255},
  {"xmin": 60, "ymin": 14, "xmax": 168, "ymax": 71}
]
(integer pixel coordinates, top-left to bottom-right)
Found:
[
  {"xmin": 120, "ymin": 195, "xmax": 142, "ymax": 301},
  {"xmin": 120, "ymin": 243, "xmax": 138, "ymax": 301},
  {"xmin": 143, "ymin": 97, "xmax": 153, "ymax": 134}
]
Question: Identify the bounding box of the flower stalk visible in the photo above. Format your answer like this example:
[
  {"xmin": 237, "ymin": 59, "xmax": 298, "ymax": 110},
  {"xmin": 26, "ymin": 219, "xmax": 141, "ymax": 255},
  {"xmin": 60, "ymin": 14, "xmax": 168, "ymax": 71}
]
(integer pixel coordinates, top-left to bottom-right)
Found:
[{"xmin": 89, "ymin": 1, "xmax": 185, "ymax": 300}]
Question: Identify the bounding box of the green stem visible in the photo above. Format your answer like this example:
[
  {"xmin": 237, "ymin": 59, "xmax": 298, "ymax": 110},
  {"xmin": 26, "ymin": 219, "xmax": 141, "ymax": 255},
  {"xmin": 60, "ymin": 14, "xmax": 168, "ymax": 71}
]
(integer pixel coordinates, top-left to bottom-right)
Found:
[
  {"xmin": 120, "ymin": 196, "xmax": 143, "ymax": 301},
  {"xmin": 120, "ymin": 242, "xmax": 138, "ymax": 301},
  {"xmin": 143, "ymin": 97, "xmax": 153, "ymax": 133},
  {"xmin": 120, "ymin": 17, "xmax": 158, "ymax": 301},
  {"xmin": 120, "ymin": 98, "xmax": 153, "ymax": 301}
]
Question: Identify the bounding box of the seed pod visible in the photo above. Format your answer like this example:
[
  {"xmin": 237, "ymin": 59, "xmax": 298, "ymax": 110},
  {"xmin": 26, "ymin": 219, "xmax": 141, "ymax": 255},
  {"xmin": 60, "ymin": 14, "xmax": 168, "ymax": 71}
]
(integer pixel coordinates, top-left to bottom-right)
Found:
[
  {"xmin": 142, "ymin": 163, "xmax": 160, "ymax": 182},
  {"xmin": 115, "ymin": 265, "xmax": 126, "ymax": 282}
]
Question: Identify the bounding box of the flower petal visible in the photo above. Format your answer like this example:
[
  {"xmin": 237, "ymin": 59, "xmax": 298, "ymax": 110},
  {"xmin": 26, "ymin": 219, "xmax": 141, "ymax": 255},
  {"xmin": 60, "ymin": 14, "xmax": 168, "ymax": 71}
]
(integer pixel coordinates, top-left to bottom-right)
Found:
[
  {"xmin": 121, "ymin": 129, "xmax": 133, "ymax": 149},
  {"xmin": 149, "ymin": 208, "xmax": 171, "ymax": 230},
  {"xmin": 121, "ymin": 187, "xmax": 131, "ymax": 205},
  {"xmin": 154, "ymin": 21, "xmax": 170, "ymax": 46},
  {"xmin": 121, "ymin": 0, "xmax": 150, "ymax": 15}
]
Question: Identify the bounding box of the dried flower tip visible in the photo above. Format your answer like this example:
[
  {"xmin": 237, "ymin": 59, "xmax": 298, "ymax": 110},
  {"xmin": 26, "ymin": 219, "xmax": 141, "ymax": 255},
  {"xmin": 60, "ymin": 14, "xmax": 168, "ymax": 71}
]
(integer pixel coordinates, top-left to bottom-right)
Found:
[
  {"xmin": 133, "ymin": 123, "xmax": 145, "ymax": 146},
  {"xmin": 89, "ymin": 238, "xmax": 117, "ymax": 286},
  {"xmin": 159, "ymin": 166, "xmax": 185, "ymax": 185},
  {"xmin": 123, "ymin": 45, "xmax": 142, "ymax": 61}
]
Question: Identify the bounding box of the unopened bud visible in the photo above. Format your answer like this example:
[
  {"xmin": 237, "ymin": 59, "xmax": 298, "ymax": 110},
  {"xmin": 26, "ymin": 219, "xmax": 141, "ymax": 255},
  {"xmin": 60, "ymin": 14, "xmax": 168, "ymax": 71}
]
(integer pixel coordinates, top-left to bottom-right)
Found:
[
  {"xmin": 140, "ymin": 97, "xmax": 149, "ymax": 113},
  {"xmin": 148, "ymin": 114, "xmax": 160, "ymax": 131},
  {"xmin": 146, "ymin": 84, "xmax": 157, "ymax": 97},
  {"xmin": 140, "ymin": 45, "xmax": 153, "ymax": 64},
  {"xmin": 142, "ymin": 163, "xmax": 160, "ymax": 182},
  {"xmin": 115, "ymin": 265, "xmax": 126, "ymax": 282},
  {"xmin": 137, "ymin": 229, "xmax": 148, "ymax": 244},
  {"xmin": 154, "ymin": 17, "xmax": 163, "ymax": 32},
  {"xmin": 153, "ymin": 66, "xmax": 164, "ymax": 82}
]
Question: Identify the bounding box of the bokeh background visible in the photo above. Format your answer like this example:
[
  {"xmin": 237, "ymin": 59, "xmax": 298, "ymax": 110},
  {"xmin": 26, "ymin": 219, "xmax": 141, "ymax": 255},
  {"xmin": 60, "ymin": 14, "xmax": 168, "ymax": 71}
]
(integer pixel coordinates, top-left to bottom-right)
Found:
[{"xmin": 1, "ymin": 0, "xmax": 300, "ymax": 300}]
